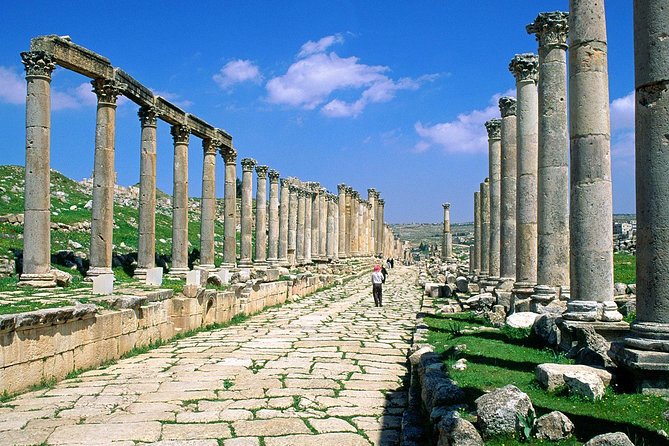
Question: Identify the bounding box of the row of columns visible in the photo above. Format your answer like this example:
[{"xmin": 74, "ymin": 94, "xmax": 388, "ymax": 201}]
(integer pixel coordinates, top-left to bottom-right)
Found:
[
  {"xmin": 471, "ymin": 7, "xmax": 621, "ymax": 320},
  {"xmin": 18, "ymin": 48, "xmax": 398, "ymax": 287}
]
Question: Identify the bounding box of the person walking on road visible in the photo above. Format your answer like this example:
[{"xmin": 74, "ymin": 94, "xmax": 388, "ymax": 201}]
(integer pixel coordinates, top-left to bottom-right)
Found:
[{"xmin": 372, "ymin": 265, "xmax": 384, "ymax": 307}]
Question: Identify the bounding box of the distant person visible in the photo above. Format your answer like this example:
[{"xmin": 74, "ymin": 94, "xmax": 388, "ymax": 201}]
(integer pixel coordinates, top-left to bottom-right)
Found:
[
  {"xmin": 390, "ymin": 257, "xmax": 394, "ymax": 268},
  {"xmin": 372, "ymin": 265, "xmax": 384, "ymax": 307},
  {"xmin": 381, "ymin": 264, "xmax": 388, "ymax": 283}
]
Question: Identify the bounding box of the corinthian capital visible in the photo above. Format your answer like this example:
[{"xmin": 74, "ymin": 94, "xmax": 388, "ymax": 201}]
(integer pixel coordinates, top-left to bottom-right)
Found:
[
  {"xmin": 527, "ymin": 12, "xmax": 569, "ymax": 49},
  {"xmin": 269, "ymin": 169, "xmax": 280, "ymax": 182},
  {"xmin": 509, "ymin": 53, "xmax": 539, "ymax": 83},
  {"xmin": 221, "ymin": 147, "xmax": 237, "ymax": 164},
  {"xmin": 484, "ymin": 119, "xmax": 502, "ymax": 139},
  {"xmin": 241, "ymin": 158, "xmax": 257, "ymax": 171},
  {"xmin": 337, "ymin": 184, "xmax": 347, "ymax": 194},
  {"xmin": 171, "ymin": 125, "xmax": 190, "ymax": 144},
  {"xmin": 203, "ymin": 138, "xmax": 221, "ymax": 155},
  {"xmin": 21, "ymin": 51, "xmax": 56, "ymax": 79},
  {"xmin": 255, "ymin": 165, "xmax": 269, "ymax": 178},
  {"xmin": 138, "ymin": 106, "xmax": 159, "ymax": 127},
  {"xmin": 498, "ymin": 97, "xmax": 517, "ymax": 118},
  {"xmin": 92, "ymin": 78, "xmax": 125, "ymax": 104}
]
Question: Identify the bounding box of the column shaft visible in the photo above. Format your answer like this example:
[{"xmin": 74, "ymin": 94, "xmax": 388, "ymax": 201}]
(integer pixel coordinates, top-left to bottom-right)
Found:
[
  {"xmin": 278, "ymin": 179, "xmax": 289, "ymax": 266},
  {"xmin": 239, "ymin": 158, "xmax": 256, "ymax": 267},
  {"xmin": 480, "ymin": 180, "xmax": 490, "ymax": 278},
  {"xmin": 135, "ymin": 106, "xmax": 158, "ymax": 278},
  {"xmin": 337, "ymin": 185, "xmax": 347, "ymax": 259},
  {"xmin": 199, "ymin": 140, "xmax": 218, "ymax": 269},
  {"xmin": 310, "ymin": 186, "xmax": 320, "ymax": 261},
  {"xmin": 288, "ymin": 185, "xmax": 298, "ymax": 265},
  {"xmin": 319, "ymin": 190, "xmax": 327, "ymax": 260},
  {"xmin": 296, "ymin": 189, "xmax": 305, "ymax": 264},
  {"xmin": 499, "ymin": 97, "xmax": 518, "ymax": 282},
  {"xmin": 254, "ymin": 165, "xmax": 268, "ymax": 266},
  {"xmin": 486, "ymin": 120, "xmax": 502, "ymax": 280},
  {"xmin": 222, "ymin": 151, "xmax": 237, "ymax": 267},
  {"xmin": 20, "ymin": 51, "xmax": 56, "ymax": 287},
  {"xmin": 88, "ymin": 78, "xmax": 122, "ymax": 278},
  {"xmin": 474, "ymin": 192, "xmax": 481, "ymax": 275},
  {"xmin": 268, "ymin": 170, "xmax": 280, "ymax": 265},
  {"xmin": 170, "ymin": 125, "xmax": 190, "ymax": 275}
]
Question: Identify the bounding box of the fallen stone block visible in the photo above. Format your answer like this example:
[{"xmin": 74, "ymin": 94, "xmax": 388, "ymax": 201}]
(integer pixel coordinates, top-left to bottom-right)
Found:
[{"xmin": 535, "ymin": 363, "xmax": 612, "ymax": 391}]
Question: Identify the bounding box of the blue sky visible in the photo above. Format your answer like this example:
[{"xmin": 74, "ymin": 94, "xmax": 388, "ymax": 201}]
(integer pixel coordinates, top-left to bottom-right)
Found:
[{"xmin": 0, "ymin": 1, "xmax": 635, "ymax": 223}]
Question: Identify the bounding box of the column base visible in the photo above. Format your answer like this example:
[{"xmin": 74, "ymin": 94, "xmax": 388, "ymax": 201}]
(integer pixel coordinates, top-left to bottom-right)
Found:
[
  {"xmin": 168, "ymin": 267, "xmax": 190, "ymax": 280},
  {"xmin": 530, "ymin": 284, "xmax": 557, "ymax": 312},
  {"xmin": 562, "ymin": 300, "xmax": 624, "ymax": 322},
  {"xmin": 267, "ymin": 257, "xmax": 279, "ymax": 266},
  {"xmin": 238, "ymin": 261, "xmax": 254, "ymax": 269},
  {"xmin": 219, "ymin": 262, "xmax": 236, "ymax": 269},
  {"xmin": 199, "ymin": 263, "xmax": 218, "ymax": 272},
  {"xmin": 511, "ymin": 281, "xmax": 535, "ymax": 313},
  {"xmin": 18, "ymin": 272, "xmax": 57, "ymax": 288},
  {"xmin": 278, "ymin": 258, "xmax": 290, "ymax": 268},
  {"xmin": 85, "ymin": 266, "xmax": 113, "ymax": 281},
  {"xmin": 133, "ymin": 267, "xmax": 151, "ymax": 280},
  {"xmin": 610, "ymin": 341, "xmax": 669, "ymax": 396}
]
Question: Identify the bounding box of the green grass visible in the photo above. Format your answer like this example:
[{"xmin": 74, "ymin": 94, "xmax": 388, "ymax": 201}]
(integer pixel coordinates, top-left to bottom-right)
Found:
[
  {"xmin": 614, "ymin": 253, "xmax": 636, "ymax": 284},
  {"xmin": 425, "ymin": 312, "xmax": 669, "ymax": 445}
]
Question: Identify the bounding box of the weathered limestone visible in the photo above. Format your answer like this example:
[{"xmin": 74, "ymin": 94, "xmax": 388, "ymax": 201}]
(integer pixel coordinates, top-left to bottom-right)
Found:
[
  {"xmin": 134, "ymin": 106, "xmax": 158, "ymax": 280},
  {"xmin": 319, "ymin": 188, "xmax": 327, "ymax": 260},
  {"xmin": 337, "ymin": 184, "xmax": 347, "ymax": 259},
  {"xmin": 486, "ymin": 118, "xmax": 502, "ymax": 281},
  {"xmin": 296, "ymin": 188, "xmax": 306, "ymax": 264},
  {"xmin": 563, "ymin": 0, "xmax": 622, "ymax": 322},
  {"xmin": 19, "ymin": 51, "xmax": 57, "ymax": 287},
  {"xmin": 480, "ymin": 179, "xmax": 490, "ymax": 280},
  {"xmin": 368, "ymin": 189, "xmax": 377, "ymax": 255},
  {"xmin": 377, "ymin": 198, "xmax": 385, "ymax": 256},
  {"xmin": 254, "ymin": 165, "xmax": 269, "ymax": 266},
  {"xmin": 611, "ymin": 0, "xmax": 669, "ymax": 394},
  {"xmin": 326, "ymin": 194, "xmax": 336, "ymax": 260},
  {"xmin": 345, "ymin": 187, "xmax": 354, "ymax": 257},
  {"xmin": 528, "ymin": 12, "xmax": 571, "ymax": 307},
  {"xmin": 333, "ymin": 195, "xmax": 340, "ymax": 260},
  {"xmin": 267, "ymin": 170, "xmax": 280, "ymax": 265},
  {"xmin": 289, "ymin": 184, "xmax": 299, "ymax": 265},
  {"xmin": 239, "ymin": 158, "xmax": 256, "ymax": 268},
  {"xmin": 222, "ymin": 148, "xmax": 237, "ymax": 267},
  {"xmin": 351, "ymin": 191, "xmax": 360, "ymax": 257},
  {"xmin": 310, "ymin": 184, "xmax": 320, "ymax": 262},
  {"xmin": 473, "ymin": 191, "xmax": 481, "ymax": 276},
  {"xmin": 441, "ymin": 203, "xmax": 453, "ymax": 261},
  {"xmin": 498, "ymin": 96, "xmax": 518, "ymax": 287},
  {"xmin": 87, "ymin": 78, "xmax": 124, "ymax": 279},
  {"xmin": 304, "ymin": 188, "xmax": 313, "ymax": 264},
  {"xmin": 169, "ymin": 125, "xmax": 190, "ymax": 277},
  {"xmin": 199, "ymin": 138, "xmax": 219, "ymax": 270},
  {"xmin": 278, "ymin": 178, "xmax": 290, "ymax": 266},
  {"xmin": 509, "ymin": 53, "xmax": 539, "ymax": 308}
]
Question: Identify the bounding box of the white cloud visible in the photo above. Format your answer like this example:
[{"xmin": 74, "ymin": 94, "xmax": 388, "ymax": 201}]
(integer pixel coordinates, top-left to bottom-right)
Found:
[
  {"xmin": 610, "ymin": 91, "xmax": 634, "ymax": 131},
  {"xmin": 266, "ymin": 35, "xmax": 434, "ymax": 117},
  {"xmin": 297, "ymin": 34, "xmax": 344, "ymax": 58},
  {"xmin": 0, "ymin": 66, "xmax": 25, "ymax": 104},
  {"xmin": 213, "ymin": 59, "xmax": 262, "ymax": 89},
  {"xmin": 413, "ymin": 90, "xmax": 513, "ymax": 154}
]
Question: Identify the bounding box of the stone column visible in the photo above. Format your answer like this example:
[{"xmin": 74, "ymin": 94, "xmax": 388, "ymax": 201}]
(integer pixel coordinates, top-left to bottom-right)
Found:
[
  {"xmin": 367, "ymin": 202, "xmax": 373, "ymax": 256},
  {"xmin": 509, "ymin": 54, "xmax": 539, "ymax": 308},
  {"xmin": 326, "ymin": 195, "xmax": 334, "ymax": 260},
  {"xmin": 499, "ymin": 97, "xmax": 518, "ymax": 287},
  {"xmin": 469, "ymin": 245, "xmax": 475, "ymax": 276},
  {"xmin": 351, "ymin": 191, "xmax": 360, "ymax": 257},
  {"xmin": 368, "ymin": 189, "xmax": 377, "ymax": 255},
  {"xmin": 486, "ymin": 119, "xmax": 502, "ymax": 282},
  {"xmin": 222, "ymin": 148, "xmax": 237, "ymax": 267},
  {"xmin": 296, "ymin": 188, "xmax": 306, "ymax": 265},
  {"xmin": 267, "ymin": 169, "xmax": 280, "ymax": 266},
  {"xmin": 278, "ymin": 178, "xmax": 290, "ymax": 266},
  {"xmin": 563, "ymin": 0, "xmax": 621, "ymax": 322},
  {"xmin": 253, "ymin": 165, "xmax": 268, "ymax": 267},
  {"xmin": 304, "ymin": 189, "xmax": 313, "ymax": 264},
  {"xmin": 377, "ymin": 198, "xmax": 385, "ymax": 256},
  {"xmin": 345, "ymin": 187, "xmax": 353, "ymax": 257},
  {"xmin": 441, "ymin": 203, "xmax": 453, "ymax": 261},
  {"xmin": 199, "ymin": 138, "xmax": 219, "ymax": 270},
  {"xmin": 310, "ymin": 184, "xmax": 320, "ymax": 261},
  {"xmin": 288, "ymin": 184, "xmax": 299, "ymax": 265},
  {"xmin": 612, "ymin": 0, "xmax": 669, "ymax": 393},
  {"xmin": 337, "ymin": 184, "xmax": 347, "ymax": 259},
  {"xmin": 480, "ymin": 179, "xmax": 490, "ymax": 280},
  {"xmin": 135, "ymin": 106, "xmax": 158, "ymax": 279},
  {"xmin": 473, "ymin": 191, "xmax": 481, "ymax": 275},
  {"xmin": 319, "ymin": 188, "xmax": 327, "ymax": 260},
  {"xmin": 528, "ymin": 12, "xmax": 571, "ymax": 307},
  {"xmin": 239, "ymin": 158, "xmax": 256, "ymax": 268},
  {"xmin": 19, "ymin": 51, "xmax": 57, "ymax": 287},
  {"xmin": 87, "ymin": 78, "xmax": 123, "ymax": 279},
  {"xmin": 169, "ymin": 125, "xmax": 190, "ymax": 277},
  {"xmin": 333, "ymin": 195, "xmax": 340, "ymax": 260}
]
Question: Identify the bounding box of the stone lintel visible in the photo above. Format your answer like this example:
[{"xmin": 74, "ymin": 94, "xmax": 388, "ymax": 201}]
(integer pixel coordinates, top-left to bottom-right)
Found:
[
  {"xmin": 30, "ymin": 35, "xmax": 113, "ymax": 79},
  {"xmin": 115, "ymin": 68, "xmax": 154, "ymax": 104},
  {"xmin": 156, "ymin": 97, "xmax": 187, "ymax": 126}
]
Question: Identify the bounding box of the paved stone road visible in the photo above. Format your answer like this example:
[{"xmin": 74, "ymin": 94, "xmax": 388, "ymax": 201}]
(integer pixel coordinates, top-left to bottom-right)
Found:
[{"xmin": 0, "ymin": 266, "xmax": 421, "ymax": 446}]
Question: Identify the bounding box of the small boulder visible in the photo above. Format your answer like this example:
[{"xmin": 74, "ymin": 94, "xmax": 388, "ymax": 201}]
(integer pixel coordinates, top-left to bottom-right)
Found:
[
  {"xmin": 446, "ymin": 274, "xmax": 456, "ymax": 284},
  {"xmin": 52, "ymin": 269, "xmax": 72, "ymax": 287},
  {"xmin": 506, "ymin": 312, "xmax": 539, "ymax": 329},
  {"xmin": 437, "ymin": 411, "xmax": 483, "ymax": 446},
  {"xmin": 533, "ymin": 314, "xmax": 561, "ymax": 347},
  {"xmin": 613, "ymin": 282, "xmax": 627, "ymax": 295},
  {"xmin": 626, "ymin": 283, "xmax": 636, "ymax": 295},
  {"xmin": 452, "ymin": 358, "xmax": 468, "ymax": 371},
  {"xmin": 207, "ymin": 274, "xmax": 223, "ymax": 286},
  {"xmin": 535, "ymin": 363, "xmax": 612, "ymax": 391},
  {"xmin": 475, "ymin": 384, "xmax": 535, "ymax": 438},
  {"xmin": 571, "ymin": 325, "xmax": 615, "ymax": 368},
  {"xmin": 534, "ymin": 411, "xmax": 574, "ymax": 441},
  {"xmin": 584, "ymin": 432, "xmax": 635, "ymax": 446},
  {"xmin": 563, "ymin": 371, "xmax": 605, "ymax": 401},
  {"xmin": 485, "ymin": 305, "xmax": 506, "ymax": 327},
  {"xmin": 455, "ymin": 276, "xmax": 469, "ymax": 293}
]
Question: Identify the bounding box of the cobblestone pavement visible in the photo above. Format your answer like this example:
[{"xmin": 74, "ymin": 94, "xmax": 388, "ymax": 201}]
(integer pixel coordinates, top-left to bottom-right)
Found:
[{"xmin": 0, "ymin": 265, "xmax": 421, "ymax": 446}]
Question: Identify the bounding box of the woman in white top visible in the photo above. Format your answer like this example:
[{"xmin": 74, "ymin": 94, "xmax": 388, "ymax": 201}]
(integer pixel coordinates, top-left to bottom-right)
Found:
[{"xmin": 371, "ymin": 265, "xmax": 384, "ymax": 307}]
